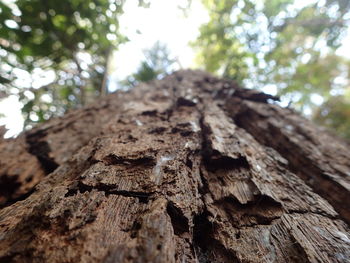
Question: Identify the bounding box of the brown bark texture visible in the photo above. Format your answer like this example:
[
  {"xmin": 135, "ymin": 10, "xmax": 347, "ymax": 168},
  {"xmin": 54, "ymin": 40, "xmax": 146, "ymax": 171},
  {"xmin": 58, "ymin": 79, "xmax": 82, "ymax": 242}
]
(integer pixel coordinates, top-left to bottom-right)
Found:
[{"xmin": 0, "ymin": 70, "xmax": 350, "ymax": 263}]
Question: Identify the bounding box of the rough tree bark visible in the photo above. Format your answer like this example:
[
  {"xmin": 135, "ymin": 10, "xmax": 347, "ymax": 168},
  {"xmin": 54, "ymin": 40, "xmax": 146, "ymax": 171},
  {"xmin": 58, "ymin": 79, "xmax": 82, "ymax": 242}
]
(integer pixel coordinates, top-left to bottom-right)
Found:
[{"xmin": 0, "ymin": 70, "xmax": 349, "ymax": 263}]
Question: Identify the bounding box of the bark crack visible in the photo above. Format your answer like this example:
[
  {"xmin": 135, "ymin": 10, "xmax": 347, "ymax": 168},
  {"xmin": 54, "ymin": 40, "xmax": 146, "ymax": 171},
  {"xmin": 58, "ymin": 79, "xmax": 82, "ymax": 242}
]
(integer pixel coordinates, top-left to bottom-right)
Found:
[
  {"xmin": 166, "ymin": 201, "xmax": 190, "ymax": 236},
  {"xmin": 65, "ymin": 181, "xmax": 154, "ymax": 203},
  {"xmin": 25, "ymin": 130, "xmax": 59, "ymax": 174},
  {"xmin": 102, "ymin": 154, "xmax": 155, "ymax": 167},
  {"xmin": 192, "ymin": 211, "xmax": 240, "ymax": 263}
]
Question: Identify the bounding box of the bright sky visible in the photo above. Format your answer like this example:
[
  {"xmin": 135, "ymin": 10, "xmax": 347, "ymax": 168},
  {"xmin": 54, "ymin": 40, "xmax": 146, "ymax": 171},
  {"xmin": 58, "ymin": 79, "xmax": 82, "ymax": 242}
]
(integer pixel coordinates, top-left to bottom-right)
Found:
[
  {"xmin": 0, "ymin": 0, "xmax": 209, "ymax": 137},
  {"xmin": 109, "ymin": 0, "xmax": 208, "ymax": 89}
]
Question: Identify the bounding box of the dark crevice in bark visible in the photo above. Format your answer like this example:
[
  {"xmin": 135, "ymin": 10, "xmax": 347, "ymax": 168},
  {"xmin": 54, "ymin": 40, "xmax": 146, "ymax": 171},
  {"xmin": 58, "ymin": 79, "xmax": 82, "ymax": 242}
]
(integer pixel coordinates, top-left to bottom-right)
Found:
[
  {"xmin": 166, "ymin": 201, "xmax": 189, "ymax": 236},
  {"xmin": 209, "ymin": 78, "xmax": 279, "ymax": 104},
  {"xmin": 148, "ymin": 127, "xmax": 167, "ymax": 134},
  {"xmin": 185, "ymin": 156, "xmax": 193, "ymax": 169},
  {"xmin": 128, "ymin": 219, "xmax": 143, "ymax": 238},
  {"xmin": 197, "ymin": 114, "xmax": 212, "ymax": 196},
  {"xmin": 205, "ymin": 155, "xmax": 250, "ymax": 172},
  {"xmin": 0, "ymin": 250, "xmax": 36, "ymax": 263},
  {"xmin": 65, "ymin": 181, "xmax": 154, "ymax": 203},
  {"xmin": 25, "ymin": 130, "xmax": 59, "ymax": 174},
  {"xmin": 176, "ymin": 97, "xmax": 197, "ymax": 107},
  {"xmin": 198, "ymin": 114, "xmax": 212, "ymax": 160},
  {"xmin": 193, "ymin": 212, "xmax": 240, "ymax": 263},
  {"xmin": 105, "ymin": 190, "xmax": 153, "ymax": 203},
  {"xmin": 0, "ymin": 186, "xmax": 36, "ymax": 209},
  {"xmin": 171, "ymin": 127, "xmax": 194, "ymax": 137},
  {"xmin": 233, "ymin": 89, "xmax": 279, "ymax": 103},
  {"xmin": 141, "ymin": 110, "xmax": 157, "ymax": 116},
  {"xmin": 0, "ymin": 174, "xmax": 21, "ymax": 208},
  {"xmin": 0, "ymin": 254, "xmax": 17, "ymax": 263},
  {"xmin": 102, "ymin": 154, "xmax": 155, "ymax": 167}
]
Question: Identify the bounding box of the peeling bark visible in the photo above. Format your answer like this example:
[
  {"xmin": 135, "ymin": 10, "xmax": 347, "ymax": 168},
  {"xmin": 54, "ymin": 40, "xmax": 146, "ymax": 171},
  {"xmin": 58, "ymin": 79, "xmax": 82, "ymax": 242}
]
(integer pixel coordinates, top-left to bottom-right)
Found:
[{"xmin": 0, "ymin": 70, "xmax": 349, "ymax": 263}]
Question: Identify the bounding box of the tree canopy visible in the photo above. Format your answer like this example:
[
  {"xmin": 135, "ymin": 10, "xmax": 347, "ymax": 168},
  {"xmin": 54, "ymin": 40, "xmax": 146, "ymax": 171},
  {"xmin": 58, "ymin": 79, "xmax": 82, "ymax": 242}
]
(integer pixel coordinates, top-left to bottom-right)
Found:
[
  {"xmin": 193, "ymin": 0, "xmax": 350, "ymax": 139},
  {"xmin": 0, "ymin": 0, "xmax": 349, "ymax": 139},
  {"xmin": 0, "ymin": 0, "xmax": 125, "ymax": 127},
  {"xmin": 121, "ymin": 41, "xmax": 177, "ymax": 89}
]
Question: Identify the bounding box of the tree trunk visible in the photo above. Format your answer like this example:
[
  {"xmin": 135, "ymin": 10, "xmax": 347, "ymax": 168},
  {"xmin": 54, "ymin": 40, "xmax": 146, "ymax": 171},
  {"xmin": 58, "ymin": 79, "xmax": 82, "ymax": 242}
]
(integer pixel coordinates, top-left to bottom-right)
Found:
[{"xmin": 0, "ymin": 70, "xmax": 349, "ymax": 263}]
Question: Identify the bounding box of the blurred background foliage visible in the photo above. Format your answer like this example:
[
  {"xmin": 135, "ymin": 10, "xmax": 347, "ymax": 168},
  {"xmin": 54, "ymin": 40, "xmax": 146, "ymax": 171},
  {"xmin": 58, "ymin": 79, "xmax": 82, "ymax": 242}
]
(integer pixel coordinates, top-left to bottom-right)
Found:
[
  {"xmin": 121, "ymin": 41, "xmax": 177, "ymax": 89},
  {"xmin": 0, "ymin": 0, "xmax": 350, "ymax": 140},
  {"xmin": 193, "ymin": 0, "xmax": 350, "ymax": 139},
  {"xmin": 0, "ymin": 0, "xmax": 126, "ymax": 127}
]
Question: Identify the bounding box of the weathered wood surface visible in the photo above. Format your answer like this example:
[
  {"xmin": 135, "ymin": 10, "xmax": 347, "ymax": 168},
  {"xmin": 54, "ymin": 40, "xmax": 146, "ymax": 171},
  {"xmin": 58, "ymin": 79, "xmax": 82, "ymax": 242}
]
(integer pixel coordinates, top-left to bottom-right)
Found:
[{"xmin": 0, "ymin": 70, "xmax": 349, "ymax": 262}]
